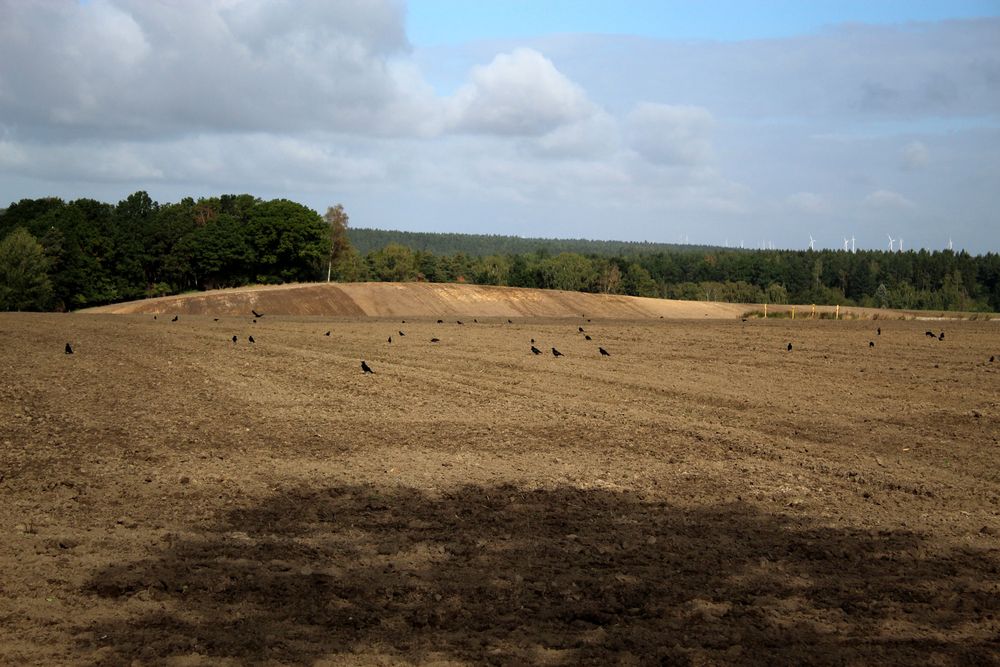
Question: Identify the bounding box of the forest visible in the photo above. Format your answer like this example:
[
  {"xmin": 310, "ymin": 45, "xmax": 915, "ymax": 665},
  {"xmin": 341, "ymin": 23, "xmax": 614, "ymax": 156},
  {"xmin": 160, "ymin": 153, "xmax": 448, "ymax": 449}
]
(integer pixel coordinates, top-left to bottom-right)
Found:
[{"xmin": 1, "ymin": 192, "xmax": 998, "ymax": 313}]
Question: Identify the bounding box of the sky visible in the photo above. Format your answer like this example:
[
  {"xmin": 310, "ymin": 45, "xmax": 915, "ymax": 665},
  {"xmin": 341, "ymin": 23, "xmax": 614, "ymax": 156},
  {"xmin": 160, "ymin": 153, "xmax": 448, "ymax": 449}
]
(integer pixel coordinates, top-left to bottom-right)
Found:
[{"xmin": 1, "ymin": 1, "xmax": 999, "ymax": 252}]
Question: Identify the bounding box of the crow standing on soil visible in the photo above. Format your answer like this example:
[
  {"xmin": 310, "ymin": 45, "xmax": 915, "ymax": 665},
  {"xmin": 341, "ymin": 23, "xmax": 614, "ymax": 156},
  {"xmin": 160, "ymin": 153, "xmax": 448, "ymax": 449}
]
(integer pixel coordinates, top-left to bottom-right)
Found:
[
  {"xmin": 213, "ymin": 318, "xmax": 219, "ymax": 322},
  {"xmin": 456, "ymin": 320, "xmax": 464, "ymax": 325},
  {"xmin": 398, "ymin": 331, "xmax": 405, "ymax": 336},
  {"xmin": 437, "ymin": 320, "xmax": 443, "ymax": 324},
  {"xmin": 248, "ymin": 335, "xmax": 255, "ymax": 344},
  {"xmin": 171, "ymin": 315, "xmax": 179, "ymax": 322},
  {"xmin": 552, "ymin": 347, "xmax": 564, "ymax": 357},
  {"xmin": 530, "ymin": 338, "xmax": 535, "ymax": 343},
  {"xmin": 153, "ymin": 315, "xmax": 157, "ymax": 320},
  {"xmin": 508, "ymin": 319, "xmax": 513, "ymax": 324},
  {"xmin": 787, "ymin": 343, "xmax": 793, "ymax": 351},
  {"xmin": 531, "ymin": 346, "xmax": 542, "ymax": 355},
  {"xmin": 869, "ymin": 341, "xmax": 875, "ymax": 348},
  {"xmin": 251, "ymin": 310, "xmax": 263, "ymax": 318},
  {"xmin": 361, "ymin": 360, "xmax": 374, "ymax": 374},
  {"xmin": 431, "ymin": 338, "xmax": 440, "ymax": 343},
  {"xmin": 324, "ymin": 331, "xmax": 331, "ymax": 336},
  {"xmin": 388, "ymin": 336, "xmax": 392, "ymax": 344},
  {"xmin": 579, "ymin": 327, "xmax": 585, "ymax": 333},
  {"xmin": 599, "ymin": 347, "xmax": 610, "ymax": 356},
  {"xmin": 939, "ymin": 332, "xmax": 945, "ymax": 341},
  {"xmin": 991, "ymin": 356, "xmax": 995, "ymax": 363},
  {"xmin": 585, "ymin": 335, "xmax": 592, "ymax": 341},
  {"xmin": 65, "ymin": 343, "xmax": 73, "ymax": 354},
  {"xmin": 232, "ymin": 335, "xmax": 237, "ymax": 344},
  {"xmin": 925, "ymin": 331, "xmax": 936, "ymax": 337},
  {"xmin": 877, "ymin": 327, "xmax": 881, "ymax": 336}
]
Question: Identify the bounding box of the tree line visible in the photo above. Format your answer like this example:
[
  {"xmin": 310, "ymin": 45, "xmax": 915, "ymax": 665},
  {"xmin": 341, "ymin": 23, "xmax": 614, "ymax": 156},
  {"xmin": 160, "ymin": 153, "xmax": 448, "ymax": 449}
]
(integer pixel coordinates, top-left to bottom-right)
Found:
[{"xmin": 1, "ymin": 192, "xmax": 997, "ymax": 312}]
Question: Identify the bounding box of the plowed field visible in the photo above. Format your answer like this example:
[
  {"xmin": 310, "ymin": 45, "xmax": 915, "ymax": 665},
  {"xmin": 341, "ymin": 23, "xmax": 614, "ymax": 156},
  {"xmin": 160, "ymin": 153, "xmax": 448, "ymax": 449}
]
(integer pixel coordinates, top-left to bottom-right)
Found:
[{"xmin": 1, "ymin": 310, "xmax": 998, "ymax": 665}]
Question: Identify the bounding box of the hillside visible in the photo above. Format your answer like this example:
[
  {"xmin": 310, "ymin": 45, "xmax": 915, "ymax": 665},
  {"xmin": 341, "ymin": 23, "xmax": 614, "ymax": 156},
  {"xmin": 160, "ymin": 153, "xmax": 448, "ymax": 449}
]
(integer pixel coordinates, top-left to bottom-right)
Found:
[{"xmin": 87, "ymin": 282, "xmax": 755, "ymax": 318}]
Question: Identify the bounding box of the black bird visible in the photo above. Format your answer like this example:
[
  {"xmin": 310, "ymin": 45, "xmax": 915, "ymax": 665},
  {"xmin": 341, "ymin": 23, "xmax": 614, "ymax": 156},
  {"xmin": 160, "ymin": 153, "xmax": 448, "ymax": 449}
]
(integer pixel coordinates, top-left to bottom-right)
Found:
[
  {"xmin": 877, "ymin": 327, "xmax": 881, "ymax": 336},
  {"xmin": 65, "ymin": 342, "xmax": 73, "ymax": 355},
  {"xmin": 232, "ymin": 335, "xmax": 237, "ymax": 344},
  {"xmin": 456, "ymin": 320, "xmax": 463, "ymax": 325},
  {"xmin": 587, "ymin": 319, "xmax": 591, "ymax": 323},
  {"xmin": 869, "ymin": 341, "xmax": 875, "ymax": 348},
  {"xmin": 248, "ymin": 335, "xmax": 255, "ymax": 344},
  {"xmin": 171, "ymin": 315, "xmax": 179, "ymax": 322},
  {"xmin": 252, "ymin": 319, "xmax": 257, "ymax": 324},
  {"xmin": 925, "ymin": 331, "xmax": 936, "ymax": 337},
  {"xmin": 787, "ymin": 343, "xmax": 793, "ymax": 351},
  {"xmin": 474, "ymin": 319, "xmax": 478, "ymax": 323},
  {"xmin": 213, "ymin": 318, "xmax": 219, "ymax": 322},
  {"xmin": 361, "ymin": 360, "xmax": 374, "ymax": 374},
  {"xmin": 431, "ymin": 338, "xmax": 440, "ymax": 343},
  {"xmin": 437, "ymin": 319, "xmax": 443, "ymax": 324},
  {"xmin": 990, "ymin": 356, "xmax": 995, "ymax": 363},
  {"xmin": 552, "ymin": 347, "xmax": 563, "ymax": 357},
  {"xmin": 153, "ymin": 315, "xmax": 157, "ymax": 320},
  {"xmin": 388, "ymin": 336, "xmax": 392, "ymax": 343},
  {"xmin": 398, "ymin": 331, "xmax": 405, "ymax": 336},
  {"xmin": 530, "ymin": 338, "xmax": 535, "ymax": 343},
  {"xmin": 324, "ymin": 331, "xmax": 331, "ymax": 336},
  {"xmin": 401, "ymin": 320, "xmax": 406, "ymax": 324},
  {"xmin": 741, "ymin": 318, "xmax": 747, "ymax": 322},
  {"xmin": 252, "ymin": 309, "xmax": 263, "ymax": 318},
  {"xmin": 599, "ymin": 347, "xmax": 610, "ymax": 356},
  {"xmin": 508, "ymin": 319, "xmax": 513, "ymax": 324},
  {"xmin": 939, "ymin": 332, "xmax": 945, "ymax": 341},
  {"xmin": 530, "ymin": 346, "xmax": 542, "ymax": 355},
  {"xmin": 578, "ymin": 327, "xmax": 585, "ymax": 333},
  {"xmin": 584, "ymin": 335, "xmax": 592, "ymax": 341}
]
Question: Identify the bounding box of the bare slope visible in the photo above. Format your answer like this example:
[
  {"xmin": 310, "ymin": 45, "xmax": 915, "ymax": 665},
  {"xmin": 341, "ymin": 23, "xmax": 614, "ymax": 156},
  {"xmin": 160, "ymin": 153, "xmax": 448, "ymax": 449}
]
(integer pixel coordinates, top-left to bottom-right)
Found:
[{"xmin": 87, "ymin": 282, "xmax": 750, "ymax": 318}]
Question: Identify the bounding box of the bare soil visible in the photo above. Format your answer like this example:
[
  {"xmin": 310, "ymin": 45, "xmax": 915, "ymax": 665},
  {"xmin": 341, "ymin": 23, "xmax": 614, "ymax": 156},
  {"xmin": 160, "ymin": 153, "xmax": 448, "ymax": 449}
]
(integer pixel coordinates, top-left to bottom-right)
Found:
[{"xmin": 1, "ymin": 306, "xmax": 998, "ymax": 665}]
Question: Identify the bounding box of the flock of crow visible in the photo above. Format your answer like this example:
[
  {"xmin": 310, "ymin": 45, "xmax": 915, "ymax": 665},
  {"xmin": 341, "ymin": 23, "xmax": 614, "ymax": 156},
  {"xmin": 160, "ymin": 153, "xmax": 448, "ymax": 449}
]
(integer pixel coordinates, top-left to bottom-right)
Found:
[{"xmin": 61, "ymin": 312, "xmax": 992, "ymax": 371}]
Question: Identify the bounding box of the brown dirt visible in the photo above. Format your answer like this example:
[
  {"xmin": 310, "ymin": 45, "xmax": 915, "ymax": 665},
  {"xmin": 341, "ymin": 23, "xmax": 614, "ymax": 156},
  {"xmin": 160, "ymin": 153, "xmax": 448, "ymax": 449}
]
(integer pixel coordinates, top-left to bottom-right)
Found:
[
  {"xmin": 85, "ymin": 282, "xmax": 763, "ymax": 319},
  {"xmin": 1, "ymin": 309, "xmax": 998, "ymax": 665}
]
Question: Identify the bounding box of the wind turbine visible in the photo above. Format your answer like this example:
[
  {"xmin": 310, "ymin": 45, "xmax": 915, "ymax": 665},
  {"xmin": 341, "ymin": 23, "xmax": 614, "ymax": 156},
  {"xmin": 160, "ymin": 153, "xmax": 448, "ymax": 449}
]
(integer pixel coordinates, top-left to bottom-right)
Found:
[
  {"xmin": 948, "ymin": 237, "xmax": 953, "ymax": 251},
  {"xmin": 843, "ymin": 237, "xmax": 850, "ymax": 252},
  {"xmin": 808, "ymin": 235, "xmax": 816, "ymax": 251},
  {"xmin": 887, "ymin": 234, "xmax": 895, "ymax": 252},
  {"xmin": 851, "ymin": 236, "xmax": 856, "ymax": 253},
  {"xmin": 898, "ymin": 237, "xmax": 903, "ymax": 252}
]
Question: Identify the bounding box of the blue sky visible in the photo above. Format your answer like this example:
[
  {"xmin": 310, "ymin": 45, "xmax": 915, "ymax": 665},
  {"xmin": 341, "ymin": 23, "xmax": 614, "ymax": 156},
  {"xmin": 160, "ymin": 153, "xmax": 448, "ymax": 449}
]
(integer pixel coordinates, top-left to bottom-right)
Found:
[
  {"xmin": 2, "ymin": 1, "xmax": 999, "ymax": 252},
  {"xmin": 407, "ymin": 0, "xmax": 1000, "ymax": 44}
]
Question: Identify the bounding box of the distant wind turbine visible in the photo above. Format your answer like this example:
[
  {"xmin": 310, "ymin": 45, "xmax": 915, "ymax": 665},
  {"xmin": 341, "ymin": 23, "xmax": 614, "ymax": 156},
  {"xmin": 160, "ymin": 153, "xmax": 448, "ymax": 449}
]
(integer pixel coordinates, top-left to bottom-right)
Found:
[
  {"xmin": 843, "ymin": 237, "xmax": 850, "ymax": 252},
  {"xmin": 887, "ymin": 234, "xmax": 895, "ymax": 252},
  {"xmin": 808, "ymin": 235, "xmax": 816, "ymax": 251},
  {"xmin": 898, "ymin": 237, "xmax": 903, "ymax": 252},
  {"xmin": 948, "ymin": 237, "xmax": 953, "ymax": 251},
  {"xmin": 851, "ymin": 236, "xmax": 856, "ymax": 253}
]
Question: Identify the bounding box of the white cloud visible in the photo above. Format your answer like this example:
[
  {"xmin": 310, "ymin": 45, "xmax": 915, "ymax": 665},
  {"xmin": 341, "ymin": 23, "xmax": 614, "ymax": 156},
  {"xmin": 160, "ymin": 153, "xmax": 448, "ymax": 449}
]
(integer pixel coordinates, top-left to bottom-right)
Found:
[
  {"xmin": 901, "ymin": 141, "xmax": 929, "ymax": 170},
  {"xmin": 625, "ymin": 103, "xmax": 714, "ymax": 166},
  {"xmin": 785, "ymin": 192, "xmax": 830, "ymax": 214},
  {"xmin": 864, "ymin": 189, "xmax": 916, "ymax": 210},
  {"xmin": 446, "ymin": 48, "xmax": 597, "ymax": 136}
]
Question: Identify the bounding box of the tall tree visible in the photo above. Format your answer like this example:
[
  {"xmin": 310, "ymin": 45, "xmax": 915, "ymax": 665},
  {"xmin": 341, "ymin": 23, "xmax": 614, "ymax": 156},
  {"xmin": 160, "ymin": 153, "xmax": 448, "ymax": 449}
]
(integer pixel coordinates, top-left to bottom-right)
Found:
[
  {"xmin": 0, "ymin": 227, "xmax": 53, "ymax": 311},
  {"xmin": 324, "ymin": 204, "xmax": 352, "ymax": 282}
]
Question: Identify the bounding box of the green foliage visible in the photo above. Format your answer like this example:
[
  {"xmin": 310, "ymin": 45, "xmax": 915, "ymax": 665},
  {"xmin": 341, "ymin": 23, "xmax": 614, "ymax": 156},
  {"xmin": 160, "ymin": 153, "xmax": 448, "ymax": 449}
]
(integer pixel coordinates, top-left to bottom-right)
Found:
[{"xmin": 0, "ymin": 227, "xmax": 53, "ymax": 311}]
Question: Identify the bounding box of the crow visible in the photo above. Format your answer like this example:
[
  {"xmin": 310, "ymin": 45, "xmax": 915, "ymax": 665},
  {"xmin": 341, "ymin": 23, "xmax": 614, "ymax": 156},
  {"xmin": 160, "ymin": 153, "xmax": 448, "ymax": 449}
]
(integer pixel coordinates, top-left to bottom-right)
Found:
[
  {"xmin": 213, "ymin": 318, "xmax": 219, "ymax": 322},
  {"xmin": 456, "ymin": 320, "xmax": 464, "ymax": 325},
  {"xmin": 991, "ymin": 356, "xmax": 995, "ymax": 363},
  {"xmin": 787, "ymin": 343, "xmax": 793, "ymax": 351},
  {"xmin": 398, "ymin": 331, "xmax": 405, "ymax": 336},
  {"xmin": 508, "ymin": 319, "xmax": 513, "ymax": 324},
  {"xmin": 585, "ymin": 335, "xmax": 592, "ymax": 341},
  {"xmin": 324, "ymin": 331, "xmax": 331, "ymax": 336},
  {"xmin": 248, "ymin": 335, "xmax": 255, "ymax": 344},
  {"xmin": 939, "ymin": 332, "xmax": 945, "ymax": 341},
  {"xmin": 171, "ymin": 315, "xmax": 179, "ymax": 322},
  {"xmin": 388, "ymin": 336, "xmax": 392, "ymax": 344},
  {"xmin": 579, "ymin": 327, "xmax": 585, "ymax": 333},
  {"xmin": 153, "ymin": 315, "xmax": 157, "ymax": 320},
  {"xmin": 232, "ymin": 335, "xmax": 237, "ymax": 344},
  {"xmin": 401, "ymin": 320, "xmax": 406, "ymax": 324},
  {"xmin": 437, "ymin": 319, "xmax": 443, "ymax": 324},
  {"xmin": 530, "ymin": 338, "xmax": 535, "ymax": 343},
  {"xmin": 869, "ymin": 341, "xmax": 875, "ymax": 348},
  {"xmin": 531, "ymin": 346, "xmax": 542, "ymax": 355},
  {"xmin": 65, "ymin": 342, "xmax": 73, "ymax": 355},
  {"xmin": 877, "ymin": 327, "xmax": 881, "ymax": 336},
  {"xmin": 599, "ymin": 347, "xmax": 610, "ymax": 356},
  {"xmin": 431, "ymin": 338, "xmax": 440, "ymax": 343},
  {"xmin": 474, "ymin": 319, "xmax": 478, "ymax": 323},
  {"xmin": 552, "ymin": 347, "xmax": 563, "ymax": 357},
  {"xmin": 252, "ymin": 319, "xmax": 257, "ymax": 324},
  {"xmin": 251, "ymin": 309, "xmax": 263, "ymax": 318},
  {"xmin": 925, "ymin": 331, "xmax": 936, "ymax": 337},
  {"xmin": 741, "ymin": 318, "xmax": 747, "ymax": 322},
  {"xmin": 361, "ymin": 360, "xmax": 374, "ymax": 374}
]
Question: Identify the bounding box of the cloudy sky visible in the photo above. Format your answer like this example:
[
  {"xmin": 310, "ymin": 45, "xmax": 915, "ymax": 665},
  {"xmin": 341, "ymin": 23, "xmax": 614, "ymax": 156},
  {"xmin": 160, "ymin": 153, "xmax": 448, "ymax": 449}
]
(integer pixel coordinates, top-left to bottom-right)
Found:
[{"xmin": 1, "ymin": 1, "xmax": 998, "ymax": 252}]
